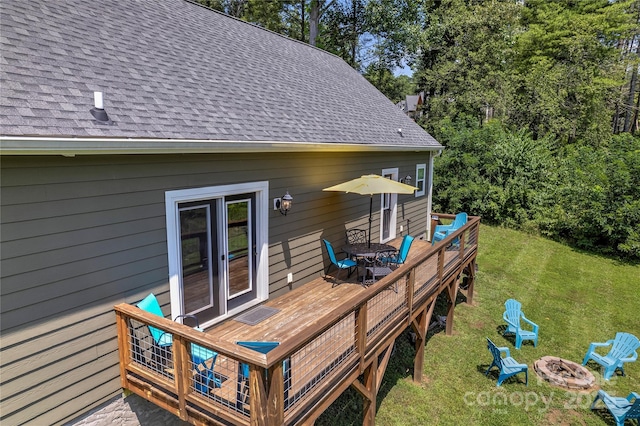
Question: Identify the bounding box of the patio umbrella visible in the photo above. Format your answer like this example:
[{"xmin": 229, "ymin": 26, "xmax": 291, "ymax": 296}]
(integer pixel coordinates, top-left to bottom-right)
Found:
[{"xmin": 323, "ymin": 174, "xmax": 418, "ymax": 247}]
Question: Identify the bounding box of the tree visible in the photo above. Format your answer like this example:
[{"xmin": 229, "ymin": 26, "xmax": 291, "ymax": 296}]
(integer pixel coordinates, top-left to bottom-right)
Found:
[
  {"xmin": 362, "ymin": 62, "xmax": 415, "ymax": 103},
  {"xmin": 318, "ymin": 0, "xmax": 369, "ymax": 68},
  {"xmin": 512, "ymin": 0, "xmax": 635, "ymax": 144},
  {"xmin": 413, "ymin": 0, "xmax": 522, "ymax": 131}
]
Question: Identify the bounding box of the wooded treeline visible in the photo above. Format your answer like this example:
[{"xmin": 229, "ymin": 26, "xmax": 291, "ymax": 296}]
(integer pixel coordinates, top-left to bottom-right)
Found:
[{"xmin": 197, "ymin": 0, "xmax": 640, "ymax": 259}]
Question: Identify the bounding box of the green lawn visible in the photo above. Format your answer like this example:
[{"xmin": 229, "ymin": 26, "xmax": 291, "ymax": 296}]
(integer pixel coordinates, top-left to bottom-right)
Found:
[{"xmin": 318, "ymin": 224, "xmax": 640, "ymax": 425}]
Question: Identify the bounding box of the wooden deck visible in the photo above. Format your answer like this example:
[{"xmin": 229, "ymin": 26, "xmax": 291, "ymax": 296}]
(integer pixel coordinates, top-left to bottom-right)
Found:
[{"xmin": 114, "ymin": 214, "xmax": 480, "ymax": 426}]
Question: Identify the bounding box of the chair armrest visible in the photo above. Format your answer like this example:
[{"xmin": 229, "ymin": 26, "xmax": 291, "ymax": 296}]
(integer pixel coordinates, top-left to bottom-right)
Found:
[
  {"xmin": 434, "ymin": 223, "xmax": 454, "ymax": 233},
  {"xmin": 587, "ymin": 341, "xmax": 612, "ymax": 353},
  {"xmin": 503, "ymin": 314, "xmax": 518, "ymax": 329},
  {"xmin": 521, "ymin": 316, "xmax": 539, "ymax": 332},
  {"xmin": 621, "ymin": 350, "xmax": 638, "ymax": 363},
  {"xmin": 627, "ymin": 392, "xmax": 640, "ymax": 402},
  {"xmin": 497, "ymin": 346, "xmax": 511, "ymax": 357}
]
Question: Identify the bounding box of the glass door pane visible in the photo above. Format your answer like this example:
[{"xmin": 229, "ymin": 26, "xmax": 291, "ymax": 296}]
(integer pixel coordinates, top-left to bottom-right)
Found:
[
  {"xmin": 226, "ymin": 199, "xmax": 252, "ymax": 298},
  {"xmin": 382, "ymin": 175, "xmax": 392, "ymax": 240},
  {"xmin": 179, "ymin": 205, "xmax": 215, "ymax": 315}
]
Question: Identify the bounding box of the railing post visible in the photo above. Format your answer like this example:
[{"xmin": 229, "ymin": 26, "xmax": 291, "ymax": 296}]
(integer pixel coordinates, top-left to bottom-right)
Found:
[
  {"xmin": 356, "ymin": 304, "xmax": 368, "ymax": 373},
  {"xmin": 250, "ymin": 364, "xmax": 268, "ymax": 426},
  {"xmin": 267, "ymin": 362, "xmax": 285, "ymax": 425},
  {"xmin": 407, "ymin": 268, "xmax": 415, "ymax": 326},
  {"xmin": 173, "ymin": 337, "xmax": 190, "ymax": 421},
  {"xmin": 437, "ymin": 247, "xmax": 444, "ymax": 284},
  {"xmin": 430, "ymin": 214, "xmax": 439, "ymax": 241},
  {"xmin": 115, "ymin": 310, "xmax": 131, "ymax": 391}
]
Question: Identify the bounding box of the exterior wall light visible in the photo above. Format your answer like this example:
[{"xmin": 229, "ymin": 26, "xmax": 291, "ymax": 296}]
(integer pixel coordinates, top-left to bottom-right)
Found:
[
  {"xmin": 275, "ymin": 191, "xmax": 293, "ymax": 215},
  {"xmin": 400, "ymin": 175, "xmax": 412, "ymax": 185}
]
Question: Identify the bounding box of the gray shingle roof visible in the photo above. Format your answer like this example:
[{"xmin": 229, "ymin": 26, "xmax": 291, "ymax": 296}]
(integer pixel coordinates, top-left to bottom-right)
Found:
[{"xmin": 0, "ymin": 0, "xmax": 441, "ymax": 149}]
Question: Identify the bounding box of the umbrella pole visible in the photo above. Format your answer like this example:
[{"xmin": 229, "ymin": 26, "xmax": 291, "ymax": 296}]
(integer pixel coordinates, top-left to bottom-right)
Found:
[{"xmin": 368, "ymin": 195, "xmax": 373, "ymax": 248}]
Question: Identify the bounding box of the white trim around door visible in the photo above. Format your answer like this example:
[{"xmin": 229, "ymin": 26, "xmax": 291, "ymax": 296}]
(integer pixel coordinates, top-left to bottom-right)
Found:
[{"xmin": 165, "ymin": 181, "xmax": 269, "ymax": 328}]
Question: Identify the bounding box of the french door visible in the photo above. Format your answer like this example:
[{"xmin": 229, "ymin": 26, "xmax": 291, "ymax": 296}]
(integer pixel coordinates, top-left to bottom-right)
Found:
[
  {"xmin": 380, "ymin": 168, "xmax": 398, "ymax": 243},
  {"xmin": 166, "ymin": 182, "xmax": 268, "ymax": 328}
]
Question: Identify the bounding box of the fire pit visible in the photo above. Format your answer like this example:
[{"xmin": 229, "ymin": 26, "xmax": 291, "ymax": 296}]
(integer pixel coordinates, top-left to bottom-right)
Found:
[{"xmin": 534, "ymin": 356, "xmax": 596, "ymax": 390}]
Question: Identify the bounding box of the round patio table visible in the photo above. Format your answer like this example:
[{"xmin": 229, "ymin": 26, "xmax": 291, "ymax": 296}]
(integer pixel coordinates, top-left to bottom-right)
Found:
[
  {"xmin": 343, "ymin": 243, "xmax": 397, "ymax": 284},
  {"xmin": 343, "ymin": 242, "xmax": 396, "ymax": 258}
]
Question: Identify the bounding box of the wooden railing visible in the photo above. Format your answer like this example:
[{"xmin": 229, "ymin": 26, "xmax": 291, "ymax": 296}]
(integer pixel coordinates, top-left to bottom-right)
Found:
[{"xmin": 114, "ymin": 214, "xmax": 480, "ymax": 425}]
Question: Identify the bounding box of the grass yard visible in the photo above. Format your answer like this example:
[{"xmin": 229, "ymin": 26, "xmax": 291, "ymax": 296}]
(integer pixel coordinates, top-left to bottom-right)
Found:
[{"xmin": 318, "ymin": 224, "xmax": 640, "ymax": 425}]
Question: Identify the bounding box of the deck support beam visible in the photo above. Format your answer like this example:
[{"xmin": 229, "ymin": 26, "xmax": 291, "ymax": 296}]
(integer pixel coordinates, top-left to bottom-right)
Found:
[
  {"xmin": 411, "ymin": 300, "xmax": 435, "ymax": 383},
  {"xmin": 445, "ymin": 276, "xmax": 460, "ymax": 336},
  {"xmin": 351, "ymin": 339, "xmax": 395, "ymax": 426},
  {"xmin": 464, "ymin": 259, "xmax": 477, "ymax": 305}
]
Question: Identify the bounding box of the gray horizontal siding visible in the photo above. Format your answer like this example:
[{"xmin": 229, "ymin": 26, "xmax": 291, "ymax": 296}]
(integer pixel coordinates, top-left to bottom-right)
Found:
[{"xmin": 0, "ymin": 151, "xmax": 432, "ymax": 425}]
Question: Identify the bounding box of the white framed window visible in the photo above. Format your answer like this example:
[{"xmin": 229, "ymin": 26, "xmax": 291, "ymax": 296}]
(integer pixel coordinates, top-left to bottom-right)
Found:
[
  {"xmin": 415, "ymin": 163, "xmax": 426, "ymax": 197},
  {"xmin": 165, "ymin": 181, "xmax": 269, "ymax": 328}
]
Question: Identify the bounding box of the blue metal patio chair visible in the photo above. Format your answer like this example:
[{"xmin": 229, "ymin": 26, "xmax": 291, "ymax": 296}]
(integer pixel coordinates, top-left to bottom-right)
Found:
[
  {"xmin": 136, "ymin": 293, "xmax": 221, "ymax": 394},
  {"xmin": 379, "ymin": 234, "xmax": 414, "ymax": 266},
  {"xmin": 485, "ymin": 338, "xmax": 528, "ymax": 386},
  {"xmin": 503, "ymin": 298, "xmax": 539, "ymax": 349},
  {"xmin": 236, "ymin": 341, "xmax": 291, "ymax": 410},
  {"xmin": 322, "ymin": 239, "xmax": 357, "ymax": 282},
  {"xmin": 432, "ymin": 212, "xmax": 467, "ymax": 245},
  {"xmin": 590, "ymin": 390, "xmax": 640, "ymax": 426},
  {"xmin": 582, "ymin": 332, "xmax": 639, "ymax": 380}
]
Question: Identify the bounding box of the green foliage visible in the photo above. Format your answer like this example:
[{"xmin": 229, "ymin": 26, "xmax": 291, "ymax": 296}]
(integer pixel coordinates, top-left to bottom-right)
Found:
[
  {"xmin": 415, "ymin": 0, "xmax": 637, "ymax": 144},
  {"xmin": 415, "ymin": 0, "xmax": 522, "ymax": 128},
  {"xmin": 433, "ymin": 119, "xmax": 640, "ymax": 260},
  {"xmin": 511, "ymin": 0, "xmax": 634, "ymax": 144},
  {"xmin": 544, "ymin": 134, "xmax": 640, "ymax": 257},
  {"xmin": 433, "ymin": 119, "xmax": 557, "ymax": 228},
  {"xmin": 362, "ymin": 63, "xmax": 416, "ymax": 103}
]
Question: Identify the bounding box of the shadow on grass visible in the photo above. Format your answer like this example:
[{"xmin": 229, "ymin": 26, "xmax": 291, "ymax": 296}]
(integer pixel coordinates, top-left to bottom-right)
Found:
[
  {"xmin": 495, "ymin": 325, "xmax": 517, "ymax": 347},
  {"xmin": 315, "ymin": 294, "xmax": 450, "ymax": 425},
  {"xmin": 590, "ymin": 408, "xmax": 624, "ymax": 426}
]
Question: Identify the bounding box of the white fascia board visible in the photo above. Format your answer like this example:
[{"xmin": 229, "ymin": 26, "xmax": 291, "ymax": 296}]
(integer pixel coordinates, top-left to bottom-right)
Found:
[{"xmin": 0, "ymin": 137, "xmax": 443, "ymax": 155}]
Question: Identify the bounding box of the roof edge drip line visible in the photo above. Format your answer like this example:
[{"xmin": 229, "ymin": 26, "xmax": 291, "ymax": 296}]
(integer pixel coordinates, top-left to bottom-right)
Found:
[{"xmin": 0, "ymin": 137, "xmax": 443, "ymax": 155}]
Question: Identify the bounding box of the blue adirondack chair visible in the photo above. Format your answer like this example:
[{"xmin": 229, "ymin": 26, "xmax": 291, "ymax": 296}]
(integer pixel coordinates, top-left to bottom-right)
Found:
[
  {"xmin": 503, "ymin": 298, "xmax": 539, "ymax": 349},
  {"xmin": 485, "ymin": 338, "xmax": 528, "ymax": 386},
  {"xmin": 379, "ymin": 234, "xmax": 414, "ymax": 266},
  {"xmin": 323, "ymin": 239, "xmax": 357, "ymax": 281},
  {"xmin": 137, "ymin": 293, "xmax": 221, "ymax": 394},
  {"xmin": 432, "ymin": 212, "xmax": 467, "ymax": 245},
  {"xmin": 582, "ymin": 332, "xmax": 639, "ymax": 380},
  {"xmin": 591, "ymin": 390, "xmax": 640, "ymax": 426},
  {"xmin": 236, "ymin": 341, "xmax": 290, "ymax": 410}
]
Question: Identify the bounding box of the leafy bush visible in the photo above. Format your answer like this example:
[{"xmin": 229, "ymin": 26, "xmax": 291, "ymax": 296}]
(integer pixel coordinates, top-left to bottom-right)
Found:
[
  {"xmin": 433, "ymin": 119, "xmax": 556, "ymax": 227},
  {"xmin": 433, "ymin": 120, "xmax": 640, "ymax": 260},
  {"xmin": 542, "ymin": 134, "xmax": 640, "ymax": 258}
]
